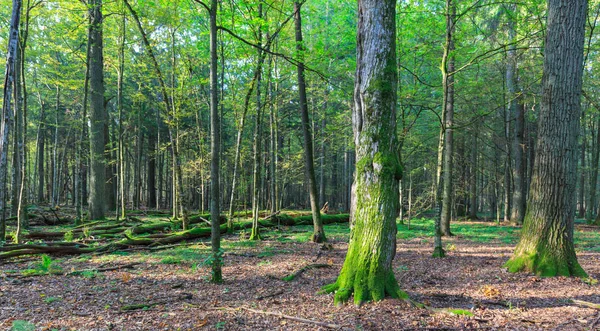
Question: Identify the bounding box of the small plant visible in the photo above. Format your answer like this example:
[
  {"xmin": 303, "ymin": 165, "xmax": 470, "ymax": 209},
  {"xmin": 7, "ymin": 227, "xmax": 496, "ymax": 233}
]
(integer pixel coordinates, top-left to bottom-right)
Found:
[
  {"xmin": 160, "ymin": 256, "xmax": 181, "ymax": 264},
  {"xmin": 447, "ymin": 309, "xmax": 473, "ymax": 316},
  {"xmin": 215, "ymin": 321, "xmax": 226, "ymax": 330},
  {"xmin": 82, "ymin": 227, "xmax": 92, "ymax": 239},
  {"xmin": 64, "ymin": 230, "xmax": 74, "ymax": 242},
  {"xmin": 446, "ymin": 243, "xmax": 457, "ymax": 251},
  {"xmin": 257, "ymin": 260, "xmax": 272, "ymax": 267},
  {"xmin": 583, "ymin": 277, "xmax": 598, "ymax": 286},
  {"xmin": 10, "ymin": 320, "xmax": 36, "ymax": 331},
  {"xmin": 79, "ymin": 270, "xmax": 98, "ymax": 279},
  {"xmin": 44, "ymin": 296, "xmax": 61, "ymax": 304}
]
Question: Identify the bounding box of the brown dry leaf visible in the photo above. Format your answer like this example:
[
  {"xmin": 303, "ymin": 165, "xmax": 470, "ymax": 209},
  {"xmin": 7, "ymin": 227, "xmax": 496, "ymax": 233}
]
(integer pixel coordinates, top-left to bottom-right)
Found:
[
  {"xmin": 196, "ymin": 318, "xmax": 208, "ymax": 327},
  {"xmin": 121, "ymin": 272, "xmax": 132, "ymax": 283},
  {"xmin": 481, "ymin": 285, "xmax": 501, "ymax": 298}
]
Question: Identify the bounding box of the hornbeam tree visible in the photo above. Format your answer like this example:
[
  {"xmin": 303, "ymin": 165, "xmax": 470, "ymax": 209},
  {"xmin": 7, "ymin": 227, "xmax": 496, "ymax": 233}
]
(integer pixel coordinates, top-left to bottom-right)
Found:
[
  {"xmin": 505, "ymin": 0, "xmax": 587, "ymax": 277},
  {"xmin": 321, "ymin": 0, "xmax": 406, "ymax": 305}
]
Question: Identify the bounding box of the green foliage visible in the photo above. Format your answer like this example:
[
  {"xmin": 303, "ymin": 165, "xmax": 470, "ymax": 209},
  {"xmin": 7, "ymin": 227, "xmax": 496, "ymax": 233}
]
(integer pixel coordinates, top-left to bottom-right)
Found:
[
  {"xmin": 21, "ymin": 255, "xmax": 62, "ymax": 276},
  {"xmin": 10, "ymin": 320, "xmax": 35, "ymax": 331},
  {"xmin": 447, "ymin": 309, "xmax": 474, "ymax": 316},
  {"xmin": 43, "ymin": 296, "xmax": 62, "ymax": 304},
  {"xmin": 64, "ymin": 230, "xmax": 74, "ymax": 242}
]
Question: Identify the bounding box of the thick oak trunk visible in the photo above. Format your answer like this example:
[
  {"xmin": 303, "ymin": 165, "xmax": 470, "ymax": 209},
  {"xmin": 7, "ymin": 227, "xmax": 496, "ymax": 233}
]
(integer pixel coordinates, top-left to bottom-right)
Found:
[{"xmin": 505, "ymin": 0, "xmax": 587, "ymax": 277}]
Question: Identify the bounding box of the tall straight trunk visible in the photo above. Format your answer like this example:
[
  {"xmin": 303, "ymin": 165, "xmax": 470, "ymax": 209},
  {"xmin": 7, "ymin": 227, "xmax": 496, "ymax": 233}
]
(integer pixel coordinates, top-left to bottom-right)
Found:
[
  {"xmin": 117, "ymin": 7, "xmax": 126, "ymax": 218},
  {"xmin": 88, "ymin": 0, "xmax": 106, "ymax": 220},
  {"xmin": 11, "ymin": 41, "xmax": 22, "ymax": 218},
  {"xmin": 504, "ymin": 113, "xmax": 512, "ymax": 222},
  {"xmin": 77, "ymin": 14, "xmax": 92, "ymax": 223},
  {"xmin": 52, "ymin": 87, "xmax": 59, "ymax": 207},
  {"xmin": 250, "ymin": 2, "xmax": 264, "ymax": 241},
  {"xmin": 208, "ymin": 0, "xmax": 222, "ymax": 283},
  {"xmin": 147, "ymin": 122, "xmax": 157, "ymax": 210},
  {"xmin": 511, "ymin": 101, "xmax": 526, "ymax": 224},
  {"xmin": 104, "ymin": 120, "xmax": 116, "ymax": 211},
  {"xmin": 440, "ymin": 0, "xmax": 456, "ymax": 237},
  {"xmin": 294, "ymin": 1, "xmax": 325, "ymax": 243},
  {"xmin": 36, "ymin": 99, "xmax": 45, "ymax": 203},
  {"xmin": 578, "ymin": 119, "xmax": 586, "ymax": 218},
  {"xmin": 322, "ymin": 0, "xmax": 405, "ymax": 305},
  {"xmin": 507, "ymin": 3, "xmax": 526, "ymax": 225},
  {"xmin": 1, "ymin": 0, "xmax": 22, "ymax": 241},
  {"xmin": 588, "ymin": 116, "xmax": 600, "ymax": 221},
  {"xmin": 505, "ymin": 0, "xmax": 587, "ymax": 277},
  {"xmin": 468, "ymin": 133, "xmax": 478, "ymax": 219},
  {"xmin": 268, "ymin": 56, "xmax": 278, "ymax": 214}
]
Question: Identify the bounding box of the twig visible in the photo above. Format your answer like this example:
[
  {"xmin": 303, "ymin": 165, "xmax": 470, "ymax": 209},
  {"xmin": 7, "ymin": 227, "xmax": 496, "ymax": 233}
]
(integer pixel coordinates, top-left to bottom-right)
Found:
[
  {"xmin": 255, "ymin": 289, "xmax": 284, "ymax": 300},
  {"xmin": 211, "ymin": 306, "xmax": 341, "ymax": 329},
  {"xmin": 67, "ymin": 262, "xmax": 140, "ymax": 275},
  {"xmin": 572, "ymin": 299, "xmax": 600, "ymax": 310},
  {"xmin": 282, "ymin": 263, "xmax": 330, "ymax": 281}
]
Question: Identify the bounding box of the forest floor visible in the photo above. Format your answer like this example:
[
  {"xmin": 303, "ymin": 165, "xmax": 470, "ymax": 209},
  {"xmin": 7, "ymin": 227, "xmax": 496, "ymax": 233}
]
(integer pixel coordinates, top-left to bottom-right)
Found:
[{"xmin": 1, "ymin": 215, "xmax": 600, "ymax": 330}]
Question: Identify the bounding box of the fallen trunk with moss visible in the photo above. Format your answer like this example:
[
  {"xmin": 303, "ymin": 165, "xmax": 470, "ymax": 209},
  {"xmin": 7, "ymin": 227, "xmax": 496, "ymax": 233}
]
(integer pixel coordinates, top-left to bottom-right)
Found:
[{"xmin": 0, "ymin": 213, "xmax": 349, "ymax": 260}]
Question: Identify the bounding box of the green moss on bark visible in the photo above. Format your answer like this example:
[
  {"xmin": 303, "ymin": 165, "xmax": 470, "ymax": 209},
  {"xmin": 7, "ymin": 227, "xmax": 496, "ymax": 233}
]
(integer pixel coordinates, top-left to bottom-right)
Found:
[
  {"xmin": 504, "ymin": 248, "xmax": 587, "ymax": 278},
  {"xmin": 432, "ymin": 246, "xmax": 446, "ymax": 258}
]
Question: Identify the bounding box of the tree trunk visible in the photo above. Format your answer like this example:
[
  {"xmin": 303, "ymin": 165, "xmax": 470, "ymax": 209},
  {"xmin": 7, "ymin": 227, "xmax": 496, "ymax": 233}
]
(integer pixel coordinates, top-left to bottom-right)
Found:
[
  {"xmin": 578, "ymin": 118, "xmax": 586, "ymax": 218},
  {"xmin": 36, "ymin": 99, "xmax": 45, "ymax": 203},
  {"xmin": 208, "ymin": 0, "xmax": 222, "ymax": 283},
  {"xmin": 505, "ymin": 0, "xmax": 587, "ymax": 277},
  {"xmin": 321, "ymin": 0, "xmax": 406, "ymax": 305},
  {"xmin": 587, "ymin": 116, "xmax": 600, "ymax": 221},
  {"xmin": 440, "ymin": 0, "xmax": 456, "ymax": 236},
  {"xmin": 88, "ymin": 0, "xmax": 106, "ymax": 220},
  {"xmin": 0, "ymin": 0, "xmax": 22, "ymax": 241},
  {"xmin": 294, "ymin": 1, "xmax": 325, "ymax": 243},
  {"xmin": 250, "ymin": 3, "xmax": 264, "ymax": 241},
  {"xmin": 507, "ymin": 3, "xmax": 526, "ymax": 225},
  {"xmin": 468, "ymin": 133, "xmax": 478, "ymax": 219}
]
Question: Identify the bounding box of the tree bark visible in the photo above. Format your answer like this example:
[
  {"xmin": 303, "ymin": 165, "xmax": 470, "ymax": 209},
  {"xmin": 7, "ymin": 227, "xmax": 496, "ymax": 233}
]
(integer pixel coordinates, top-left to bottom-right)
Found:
[
  {"xmin": 294, "ymin": 1, "xmax": 325, "ymax": 243},
  {"xmin": 588, "ymin": 116, "xmax": 600, "ymax": 221},
  {"xmin": 88, "ymin": 0, "xmax": 107, "ymax": 220},
  {"xmin": 209, "ymin": 0, "xmax": 222, "ymax": 283},
  {"xmin": 250, "ymin": 2, "xmax": 264, "ymax": 241},
  {"xmin": 321, "ymin": 0, "xmax": 406, "ymax": 305},
  {"xmin": 440, "ymin": 0, "xmax": 456, "ymax": 236},
  {"xmin": 507, "ymin": 3, "xmax": 526, "ymax": 225},
  {"xmin": 0, "ymin": 0, "xmax": 22, "ymax": 241},
  {"xmin": 505, "ymin": 0, "xmax": 588, "ymax": 277}
]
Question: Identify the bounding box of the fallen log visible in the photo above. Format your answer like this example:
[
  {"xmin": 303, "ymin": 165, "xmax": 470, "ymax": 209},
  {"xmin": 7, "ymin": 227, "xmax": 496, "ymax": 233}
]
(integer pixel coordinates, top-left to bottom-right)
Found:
[{"xmin": 1, "ymin": 213, "xmax": 350, "ymax": 259}]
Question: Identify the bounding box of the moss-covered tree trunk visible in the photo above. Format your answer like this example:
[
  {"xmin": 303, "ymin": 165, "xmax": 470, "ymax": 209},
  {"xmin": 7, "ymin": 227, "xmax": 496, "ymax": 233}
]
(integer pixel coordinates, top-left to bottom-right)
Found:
[
  {"xmin": 322, "ymin": 0, "xmax": 405, "ymax": 305},
  {"xmin": 505, "ymin": 0, "xmax": 587, "ymax": 278}
]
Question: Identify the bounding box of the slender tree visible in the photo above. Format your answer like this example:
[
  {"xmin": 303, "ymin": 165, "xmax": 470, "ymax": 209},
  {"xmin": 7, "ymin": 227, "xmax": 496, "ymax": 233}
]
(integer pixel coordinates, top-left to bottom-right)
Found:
[
  {"xmin": 505, "ymin": 0, "xmax": 588, "ymax": 277},
  {"xmin": 294, "ymin": 1, "xmax": 325, "ymax": 243},
  {"xmin": 440, "ymin": 0, "xmax": 456, "ymax": 236},
  {"xmin": 321, "ymin": 0, "xmax": 405, "ymax": 305}
]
